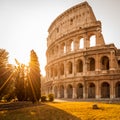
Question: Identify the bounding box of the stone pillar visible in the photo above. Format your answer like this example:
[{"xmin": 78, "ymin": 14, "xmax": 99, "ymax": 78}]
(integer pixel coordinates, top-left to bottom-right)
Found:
[
  {"xmin": 83, "ymin": 81, "xmax": 87, "ymax": 99},
  {"xmin": 96, "ymin": 81, "xmax": 100, "ymax": 99},
  {"xmin": 64, "ymin": 86, "xmax": 67, "ymax": 98},
  {"xmin": 74, "ymin": 38, "xmax": 79, "ymax": 51},
  {"xmin": 66, "ymin": 41, "xmax": 70, "ymax": 53},
  {"xmin": 57, "ymin": 63, "xmax": 60, "ymax": 79},
  {"xmin": 110, "ymin": 81, "xmax": 114, "ymax": 99},
  {"xmin": 83, "ymin": 56, "xmax": 87, "ymax": 76},
  {"xmin": 110, "ymin": 51, "xmax": 116, "ymax": 70},
  {"xmin": 96, "ymin": 30, "xmax": 105, "ymax": 46},
  {"xmin": 72, "ymin": 87, "xmax": 77, "ymax": 99},
  {"xmin": 95, "ymin": 54, "xmax": 100, "ymax": 71},
  {"xmin": 57, "ymin": 90, "xmax": 60, "ymax": 98},
  {"xmin": 84, "ymin": 34, "xmax": 89, "ymax": 49}
]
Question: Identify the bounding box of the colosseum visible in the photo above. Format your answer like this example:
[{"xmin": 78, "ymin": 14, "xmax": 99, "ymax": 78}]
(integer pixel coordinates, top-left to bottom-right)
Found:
[{"xmin": 44, "ymin": 1, "xmax": 120, "ymax": 100}]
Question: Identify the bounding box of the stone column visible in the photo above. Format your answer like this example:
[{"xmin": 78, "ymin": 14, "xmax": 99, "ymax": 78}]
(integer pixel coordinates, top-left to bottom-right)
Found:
[
  {"xmin": 64, "ymin": 87, "xmax": 67, "ymax": 98},
  {"xmin": 66, "ymin": 41, "xmax": 70, "ymax": 53},
  {"xmin": 57, "ymin": 90, "xmax": 60, "ymax": 98},
  {"xmin": 83, "ymin": 56, "xmax": 87, "ymax": 76},
  {"xmin": 84, "ymin": 34, "xmax": 89, "ymax": 49},
  {"xmin": 110, "ymin": 51, "xmax": 116, "ymax": 70},
  {"xmin": 96, "ymin": 81, "xmax": 100, "ymax": 99},
  {"xmin": 95, "ymin": 54, "xmax": 100, "ymax": 71},
  {"xmin": 110, "ymin": 81, "xmax": 114, "ymax": 99},
  {"xmin": 72, "ymin": 86, "xmax": 77, "ymax": 99},
  {"xmin": 74, "ymin": 38, "xmax": 79, "ymax": 51},
  {"xmin": 83, "ymin": 81, "xmax": 87, "ymax": 99}
]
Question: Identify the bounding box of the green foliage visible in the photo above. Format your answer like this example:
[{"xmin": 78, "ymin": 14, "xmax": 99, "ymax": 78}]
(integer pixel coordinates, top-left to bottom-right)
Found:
[
  {"xmin": 48, "ymin": 94, "xmax": 54, "ymax": 102},
  {"xmin": 41, "ymin": 95, "xmax": 47, "ymax": 102}
]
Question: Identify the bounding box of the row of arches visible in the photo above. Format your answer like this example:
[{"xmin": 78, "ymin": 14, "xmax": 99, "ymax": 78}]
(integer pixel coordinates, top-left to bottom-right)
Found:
[
  {"xmin": 47, "ymin": 35, "xmax": 96, "ymax": 62},
  {"xmin": 53, "ymin": 81, "xmax": 120, "ymax": 99},
  {"xmin": 47, "ymin": 55, "xmax": 110, "ymax": 78}
]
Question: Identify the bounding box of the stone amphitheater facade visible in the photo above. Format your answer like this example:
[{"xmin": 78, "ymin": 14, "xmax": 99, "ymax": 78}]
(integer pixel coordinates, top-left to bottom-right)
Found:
[{"xmin": 44, "ymin": 1, "xmax": 120, "ymax": 100}]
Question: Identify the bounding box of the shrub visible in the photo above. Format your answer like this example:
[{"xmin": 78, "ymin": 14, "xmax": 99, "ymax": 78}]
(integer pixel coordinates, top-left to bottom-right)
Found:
[
  {"xmin": 41, "ymin": 95, "xmax": 47, "ymax": 102},
  {"xmin": 48, "ymin": 94, "xmax": 54, "ymax": 102}
]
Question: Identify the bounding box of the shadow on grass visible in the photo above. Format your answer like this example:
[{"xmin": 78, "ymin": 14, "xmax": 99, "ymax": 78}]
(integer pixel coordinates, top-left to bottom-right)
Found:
[
  {"xmin": 0, "ymin": 101, "xmax": 41, "ymax": 111},
  {"xmin": 0, "ymin": 101, "xmax": 80, "ymax": 120}
]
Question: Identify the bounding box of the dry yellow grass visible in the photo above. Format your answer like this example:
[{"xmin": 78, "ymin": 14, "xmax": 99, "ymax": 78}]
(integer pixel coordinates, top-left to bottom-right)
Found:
[
  {"xmin": 47, "ymin": 102, "xmax": 120, "ymax": 120},
  {"xmin": 0, "ymin": 101, "xmax": 120, "ymax": 120}
]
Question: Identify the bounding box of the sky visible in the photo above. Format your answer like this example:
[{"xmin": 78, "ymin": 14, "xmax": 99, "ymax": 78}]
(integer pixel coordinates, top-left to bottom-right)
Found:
[{"xmin": 0, "ymin": 0, "xmax": 120, "ymax": 76}]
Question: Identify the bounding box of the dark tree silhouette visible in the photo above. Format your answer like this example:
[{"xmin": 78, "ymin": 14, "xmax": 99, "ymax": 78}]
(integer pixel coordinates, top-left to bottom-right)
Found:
[
  {"xmin": 14, "ymin": 61, "xmax": 25, "ymax": 101},
  {"xmin": 0, "ymin": 49, "xmax": 14, "ymax": 100},
  {"xmin": 28, "ymin": 50, "xmax": 41, "ymax": 103}
]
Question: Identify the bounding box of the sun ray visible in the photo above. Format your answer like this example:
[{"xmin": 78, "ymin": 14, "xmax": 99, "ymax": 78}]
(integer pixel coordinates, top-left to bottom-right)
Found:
[
  {"xmin": 0, "ymin": 70, "xmax": 15, "ymax": 92},
  {"xmin": 28, "ymin": 73, "xmax": 38, "ymax": 102}
]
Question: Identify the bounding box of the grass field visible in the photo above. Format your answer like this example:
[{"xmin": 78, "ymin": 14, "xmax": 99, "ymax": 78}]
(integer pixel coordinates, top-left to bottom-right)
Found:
[{"xmin": 0, "ymin": 101, "xmax": 120, "ymax": 120}]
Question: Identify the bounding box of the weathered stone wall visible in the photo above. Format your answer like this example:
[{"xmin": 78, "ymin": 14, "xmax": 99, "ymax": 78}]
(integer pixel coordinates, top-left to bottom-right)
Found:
[{"xmin": 44, "ymin": 1, "xmax": 120, "ymax": 100}]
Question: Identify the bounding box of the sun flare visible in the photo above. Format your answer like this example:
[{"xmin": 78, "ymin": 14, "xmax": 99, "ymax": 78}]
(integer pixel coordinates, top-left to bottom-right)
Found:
[{"xmin": 8, "ymin": 54, "xmax": 29, "ymax": 66}]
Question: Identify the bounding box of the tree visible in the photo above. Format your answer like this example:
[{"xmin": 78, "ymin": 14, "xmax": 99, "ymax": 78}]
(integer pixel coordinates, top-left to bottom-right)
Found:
[
  {"xmin": 14, "ymin": 60, "xmax": 25, "ymax": 101},
  {"xmin": 28, "ymin": 50, "xmax": 41, "ymax": 103},
  {"xmin": 0, "ymin": 49, "xmax": 14, "ymax": 100}
]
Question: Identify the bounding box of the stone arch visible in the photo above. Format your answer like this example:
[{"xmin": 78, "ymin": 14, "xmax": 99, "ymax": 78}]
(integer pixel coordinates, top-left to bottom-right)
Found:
[
  {"xmin": 60, "ymin": 63, "xmax": 64, "ymax": 75},
  {"xmin": 50, "ymin": 67, "xmax": 54, "ymax": 78},
  {"xmin": 54, "ymin": 65, "xmax": 58, "ymax": 77},
  {"xmin": 90, "ymin": 35, "xmax": 96, "ymax": 47},
  {"xmin": 60, "ymin": 42, "xmax": 66, "ymax": 54},
  {"xmin": 60, "ymin": 85, "xmax": 64, "ymax": 98},
  {"xmin": 118, "ymin": 60, "xmax": 120, "ymax": 68},
  {"xmin": 101, "ymin": 82, "xmax": 110, "ymax": 98},
  {"xmin": 115, "ymin": 81, "xmax": 120, "ymax": 98},
  {"xmin": 67, "ymin": 61, "xmax": 73, "ymax": 74},
  {"xmin": 88, "ymin": 83, "xmax": 95, "ymax": 98},
  {"xmin": 54, "ymin": 86, "xmax": 58, "ymax": 98},
  {"xmin": 87, "ymin": 57, "xmax": 95, "ymax": 71},
  {"xmin": 101, "ymin": 56, "xmax": 109, "ymax": 70},
  {"xmin": 79, "ymin": 38, "xmax": 84, "ymax": 49},
  {"xmin": 76, "ymin": 59, "xmax": 83, "ymax": 72},
  {"xmin": 51, "ymin": 48, "xmax": 55, "ymax": 56},
  {"xmin": 67, "ymin": 84, "xmax": 73, "ymax": 98},
  {"xmin": 70, "ymin": 40, "xmax": 74, "ymax": 51},
  {"xmin": 55, "ymin": 45, "xmax": 59, "ymax": 56},
  {"xmin": 76, "ymin": 83, "xmax": 83, "ymax": 98}
]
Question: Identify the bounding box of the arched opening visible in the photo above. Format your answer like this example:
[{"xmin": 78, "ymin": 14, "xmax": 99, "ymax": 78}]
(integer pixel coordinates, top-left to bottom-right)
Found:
[
  {"xmin": 90, "ymin": 35, "xmax": 96, "ymax": 47},
  {"xmin": 54, "ymin": 86, "xmax": 58, "ymax": 98},
  {"xmin": 63, "ymin": 44, "xmax": 66, "ymax": 53},
  {"xmin": 101, "ymin": 56, "xmax": 109, "ymax": 70},
  {"xmin": 55, "ymin": 45, "xmax": 59, "ymax": 56},
  {"xmin": 51, "ymin": 67, "xmax": 53, "ymax": 78},
  {"xmin": 79, "ymin": 38, "xmax": 84, "ymax": 49},
  {"xmin": 88, "ymin": 83, "xmax": 95, "ymax": 98},
  {"xmin": 101, "ymin": 82, "xmax": 110, "ymax": 98},
  {"xmin": 67, "ymin": 61, "xmax": 73, "ymax": 74},
  {"xmin": 60, "ymin": 63, "xmax": 64, "ymax": 75},
  {"xmin": 54, "ymin": 66, "xmax": 57, "ymax": 77},
  {"xmin": 118, "ymin": 60, "xmax": 120, "ymax": 68},
  {"xmin": 115, "ymin": 81, "xmax": 120, "ymax": 98},
  {"xmin": 67, "ymin": 84, "xmax": 73, "ymax": 98},
  {"xmin": 76, "ymin": 83, "xmax": 83, "ymax": 98},
  {"xmin": 52, "ymin": 48, "xmax": 54, "ymax": 56},
  {"xmin": 76, "ymin": 59, "xmax": 83, "ymax": 72},
  {"xmin": 60, "ymin": 43, "xmax": 66, "ymax": 54},
  {"xmin": 70, "ymin": 41, "xmax": 74, "ymax": 51},
  {"xmin": 87, "ymin": 58, "xmax": 95, "ymax": 71},
  {"xmin": 60, "ymin": 85, "xmax": 64, "ymax": 98}
]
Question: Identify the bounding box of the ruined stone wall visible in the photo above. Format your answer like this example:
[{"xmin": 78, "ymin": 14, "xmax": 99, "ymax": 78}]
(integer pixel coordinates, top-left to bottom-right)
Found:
[{"xmin": 44, "ymin": 2, "xmax": 120, "ymax": 100}]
